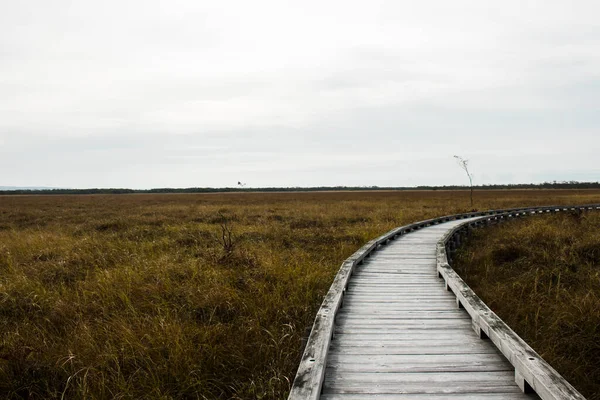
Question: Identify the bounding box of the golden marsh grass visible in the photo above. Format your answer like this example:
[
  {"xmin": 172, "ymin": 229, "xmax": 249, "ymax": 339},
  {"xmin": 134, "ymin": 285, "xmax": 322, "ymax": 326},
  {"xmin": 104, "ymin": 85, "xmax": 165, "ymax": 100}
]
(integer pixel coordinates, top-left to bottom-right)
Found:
[{"xmin": 1, "ymin": 190, "xmax": 600, "ymax": 399}]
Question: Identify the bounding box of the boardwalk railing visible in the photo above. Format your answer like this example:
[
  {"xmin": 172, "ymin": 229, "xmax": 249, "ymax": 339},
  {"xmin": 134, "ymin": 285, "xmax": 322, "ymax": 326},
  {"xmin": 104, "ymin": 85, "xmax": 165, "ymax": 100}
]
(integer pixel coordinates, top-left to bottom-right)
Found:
[{"xmin": 289, "ymin": 203, "xmax": 600, "ymax": 400}]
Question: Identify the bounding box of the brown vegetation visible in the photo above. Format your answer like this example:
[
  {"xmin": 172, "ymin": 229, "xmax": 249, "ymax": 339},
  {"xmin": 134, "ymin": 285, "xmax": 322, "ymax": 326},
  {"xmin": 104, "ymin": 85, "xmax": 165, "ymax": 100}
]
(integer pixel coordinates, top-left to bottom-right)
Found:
[
  {"xmin": 454, "ymin": 211, "xmax": 600, "ymax": 399},
  {"xmin": 1, "ymin": 190, "xmax": 600, "ymax": 399}
]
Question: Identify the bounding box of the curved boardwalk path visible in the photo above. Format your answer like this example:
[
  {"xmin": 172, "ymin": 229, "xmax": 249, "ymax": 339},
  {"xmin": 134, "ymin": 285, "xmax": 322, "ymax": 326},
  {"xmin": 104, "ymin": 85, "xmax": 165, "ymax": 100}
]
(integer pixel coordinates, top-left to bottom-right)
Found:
[
  {"xmin": 290, "ymin": 205, "xmax": 600, "ymax": 400},
  {"xmin": 322, "ymin": 217, "xmax": 534, "ymax": 399}
]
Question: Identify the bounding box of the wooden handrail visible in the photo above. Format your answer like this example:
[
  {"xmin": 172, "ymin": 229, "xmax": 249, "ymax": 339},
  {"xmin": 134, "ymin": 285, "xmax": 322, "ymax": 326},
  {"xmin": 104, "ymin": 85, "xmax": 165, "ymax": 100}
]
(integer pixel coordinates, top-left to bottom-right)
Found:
[{"xmin": 288, "ymin": 203, "xmax": 600, "ymax": 400}]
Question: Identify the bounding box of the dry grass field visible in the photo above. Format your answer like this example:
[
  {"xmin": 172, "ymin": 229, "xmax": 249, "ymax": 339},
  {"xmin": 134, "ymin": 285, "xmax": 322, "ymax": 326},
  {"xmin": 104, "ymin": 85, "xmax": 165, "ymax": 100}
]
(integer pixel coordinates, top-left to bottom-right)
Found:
[
  {"xmin": 1, "ymin": 189, "xmax": 600, "ymax": 399},
  {"xmin": 454, "ymin": 210, "xmax": 600, "ymax": 400}
]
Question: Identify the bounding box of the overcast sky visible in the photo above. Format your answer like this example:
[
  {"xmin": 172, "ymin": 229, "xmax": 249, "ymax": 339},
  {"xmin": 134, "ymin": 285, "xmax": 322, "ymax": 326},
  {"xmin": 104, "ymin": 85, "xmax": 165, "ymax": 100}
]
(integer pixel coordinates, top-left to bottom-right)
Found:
[{"xmin": 1, "ymin": 1, "xmax": 599, "ymax": 189}]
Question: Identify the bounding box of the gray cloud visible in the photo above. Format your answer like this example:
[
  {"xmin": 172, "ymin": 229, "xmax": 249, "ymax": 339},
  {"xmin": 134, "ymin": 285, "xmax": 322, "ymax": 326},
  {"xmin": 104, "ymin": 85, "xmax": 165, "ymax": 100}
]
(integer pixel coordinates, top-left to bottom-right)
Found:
[{"xmin": 1, "ymin": 0, "xmax": 599, "ymax": 188}]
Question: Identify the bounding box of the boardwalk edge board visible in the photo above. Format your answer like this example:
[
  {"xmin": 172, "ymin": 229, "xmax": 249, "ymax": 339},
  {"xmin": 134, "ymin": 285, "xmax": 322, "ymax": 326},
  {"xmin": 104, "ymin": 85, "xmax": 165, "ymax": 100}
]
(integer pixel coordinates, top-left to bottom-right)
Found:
[{"xmin": 288, "ymin": 203, "xmax": 600, "ymax": 400}]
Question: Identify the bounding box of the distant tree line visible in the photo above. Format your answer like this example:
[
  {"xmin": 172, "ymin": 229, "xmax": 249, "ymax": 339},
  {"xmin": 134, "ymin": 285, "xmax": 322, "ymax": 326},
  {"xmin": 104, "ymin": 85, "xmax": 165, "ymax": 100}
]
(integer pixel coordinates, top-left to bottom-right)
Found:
[
  {"xmin": 415, "ymin": 181, "xmax": 600, "ymax": 190},
  {"xmin": 1, "ymin": 181, "xmax": 599, "ymax": 195}
]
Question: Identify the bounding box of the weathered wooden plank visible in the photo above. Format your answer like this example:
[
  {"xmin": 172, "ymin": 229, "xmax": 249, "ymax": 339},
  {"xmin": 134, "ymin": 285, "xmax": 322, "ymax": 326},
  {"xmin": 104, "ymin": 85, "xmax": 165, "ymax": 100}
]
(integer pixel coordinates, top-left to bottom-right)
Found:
[
  {"xmin": 334, "ymin": 326, "xmax": 474, "ymax": 334},
  {"xmin": 375, "ymin": 244, "xmax": 439, "ymax": 248},
  {"xmin": 371, "ymin": 253, "xmax": 436, "ymax": 257},
  {"xmin": 347, "ymin": 286, "xmax": 444, "ymax": 290},
  {"xmin": 338, "ymin": 304, "xmax": 460, "ymax": 311},
  {"xmin": 328, "ymin": 353, "xmax": 509, "ymax": 364},
  {"xmin": 352, "ymin": 271, "xmax": 439, "ymax": 276},
  {"xmin": 389, "ymin": 239, "xmax": 448, "ymax": 242},
  {"xmin": 345, "ymin": 290, "xmax": 447, "ymax": 295},
  {"xmin": 360, "ymin": 259, "xmax": 436, "ymax": 264},
  {"xmin": 347, "ymin": 282, "xmax": 445, "ymax": 284},
  {"xmin": 358, "ymin": 265, "xmax": 435, "ymax": 269},
  {"xmin": 339, "ymin": 305, "xmax": 458, "ymax": 313},
  {"xmin": 363, "ymin": 254, "xmax": 437, "ymax": 258},
  {"xmin": 356, "ymin": 268, "xmax": 436, "ymax": 273},
  {"xmin": 348, "ymin": 278, "xmax": 442, "ymax": 283},
  {"xmin": 345, "ymin": 288, "xmax": 451, "ymax": 295},
  {"xmin": 341, "ymin": 302, "xmax": 456, "ymax": 308},
  {"xmin": 344, "ymin": 289, "xmax": 447, "ymax": 294},
  {"xmin": 355, "ymin": 265, "xmax": 436, "ymax": 269},
  {"xmin": 326, "ymin": 361, "xmax": 513, "ymax": 373},
  {"xmin": 323, "ymin": 370, "xmax": 521, "ymax": 390},
  {"xmin": 324, "ymin": 370, "xmax": 516, "ymax": 382},
  {"xmin": 359, "ymin": 263, "xmax": 435, "ymax": 268},
  {"xmin": 341, "ymin": 295, "xmax": 454, "ymax": 300},
  {"xmin": 357, "ymin": 265, "xmax": 435, "ymax": 269},
  {"xmin": 349, "ymin": 277, "xmax": 441, "ymax": 281},
  {"xmin": 346, "ymin": 284, "xmax": 446, "ymax": 289},
  {"xmin": 351, "ymin": 270, "xmax": 435, "ymax": 275},
  {"xmin": 363, "ymin": 260, "xmax": 438, "ymax": 264},
  {"xmin": 328, "ymin": 345, "xmax": 502, "ymax": 355},
  {"xmin": 369, "ymin": 250, "xmax": 438, "ymax": 254},
  {"xmin": 340, "ymin": 298, "xmax": 456, "ymax": 304},
  {"xmin": 348, "ymin": 277, "xmax": 441, "ymax": 282},
  {"xmin": 337, "ymin": 316, "xmax": 471, "ymax": 323},
  {"xmin": 344, "ymin": 292, "xmax": 450, "ymax": 297},
  {"xmin": 369, "ymin": 248, "xmax": 436, "ymax": 253},
  {"xmin": 395, "ymin": 231, "xmax": 453, "ymax": 235},
  {"xmin": 370, "ymin": 251, "xmax": 437, "ymax": 255},
  {"xmin": 340, "ymin": 309, "xmax": 459, "ymax": 315},
  {"xmin": 353, "ymin": 271, "xmax": 436, "ymax": 275},
  {"xmin": 346, "ymin": 280, "xmax": 444, "ymax": 286},
  {"xmin": 367, "ymin": 255, "xmax": 437, "ymax": 259},
  {"xmin": 376, "ymin": 244, "xmax": 439, "ymax": 247},
  {"xmin": 388, "ymin": 241, "xmax": 449, "ymax": 244},
  {"xmin": 353, "ymin": 270, "xmax": 436, "ymax": 274},
  {"xmin": 321, "ymin": 393, "xmax": 534, "ymax": 399},
  {"xmin": 332, "ymin": 337, "xmax": 488, "ymax": 348},
  {"xmin": 355, "ymin": 264, "xmax": 435, "ymax": 268},
  {"xmin": 323, "ymin": 383, "xmax": 524, "ymax": 394},
  {"xmin": 350, "ymin": 275, "xmax": 441, "ymax": 281},
  {"xmin": 331, "ymin": 336, "xmax": 491, "ymax": 346},
  {"xmin": 336, "ymin": 310, "xmax": 468, "ymax": 319},
  {"xmin": 347, "ymin": 282, "xmax": 442, "ymax": 286},
  {"xmin": 348, "ymin": 280, "xmax": 445, "ymax": 287},
  {"xmin": 345, "ymin": 288, "xmax": 447, "ymax": 293},
  {"xmin": 366, "ymin": 251, "xmax": 436, "ymax": 255},
  {"xmin": 352, "ymin": 271, "xmax": 438, "ymax": 276},
  {"xmin": 372, "ymin": 247, "xmax": 438, "ymax": 251},
  {"xmin": 339, "ymin": 304, "xmax": 459, "ymax": 311}
]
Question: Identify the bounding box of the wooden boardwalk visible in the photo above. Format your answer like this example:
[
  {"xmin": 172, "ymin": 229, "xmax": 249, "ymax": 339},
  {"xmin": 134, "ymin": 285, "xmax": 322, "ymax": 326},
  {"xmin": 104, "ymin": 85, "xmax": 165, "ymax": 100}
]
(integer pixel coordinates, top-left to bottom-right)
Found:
[
  {"xmin": 321, "ymin": 217, "xmax": 536, "ymax": 399},
  {"xmin": 290, "ymin": 205, "xmax": 598, "ymax": 400}
]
